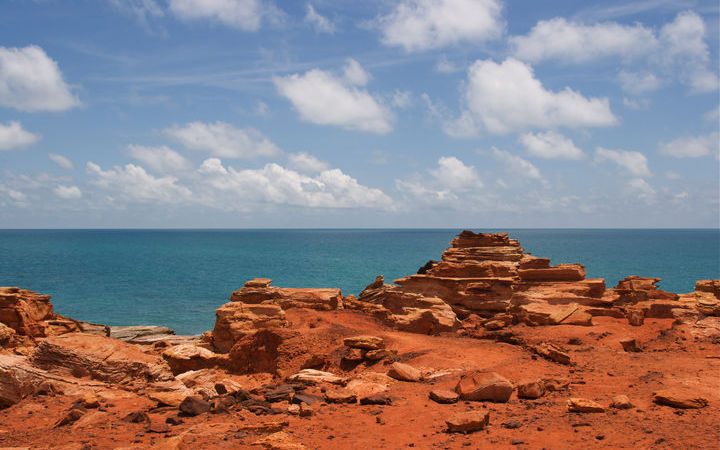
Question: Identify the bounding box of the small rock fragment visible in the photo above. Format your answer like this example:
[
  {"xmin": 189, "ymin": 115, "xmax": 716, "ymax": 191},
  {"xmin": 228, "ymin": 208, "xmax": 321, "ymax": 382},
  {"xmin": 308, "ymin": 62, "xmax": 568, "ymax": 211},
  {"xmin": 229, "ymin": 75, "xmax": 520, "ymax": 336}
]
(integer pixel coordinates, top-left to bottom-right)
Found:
[
  {"xmin": 567, "ymin": 398, "xmax": 605, "ymax": 413},
  {"xmin": 610, "ymin": 395, "xmax": 634, "ymax": 409},
  {"xmin": 429, "ymin": 389, "xmax": 459, "ymax": 404},
  {"xmin": 324, "ymin": 389, "xmax": 357, "ymax": 404},
  {"xmin": 254, "ymin": 431, "xmax": 306, "ymax": 450},
  {"xmin": 387, "ymin": 362, "xmax": 421, "ymax": 382},
  {"xmin": 55, "ymin": 408, "xmax": 85, "ymax": 427},
  {"xmin": 517, "ymin": 379, "xmax": 545, "ymax": 399},
  {"xmin": 619, "ymin": 337, "xmax": 641, "ymax": 352},
  {"xmin": 359, "ymin": 393, "xmax": 391, "ymax": 405},
  {"xmin": 445, "ymin": 410, "xmax": 490, "ymax": 433},
  {"xmin": 364, "ymin": 349, "xmax": 394, "ymax": 361},
  {"xmin": 179, "ymin": 396, "xmax": 210, "ymax": 416},
  {"xmin": 533, "ymin": 342, "xmax": 571, "ymax": 365},
  {"xmin": 81, "ymin": 393, "xmax": 100, "ymax": 409},
  {"xmin": 343, "ymin": 335, "xmax": 385, "ymax": 350}
]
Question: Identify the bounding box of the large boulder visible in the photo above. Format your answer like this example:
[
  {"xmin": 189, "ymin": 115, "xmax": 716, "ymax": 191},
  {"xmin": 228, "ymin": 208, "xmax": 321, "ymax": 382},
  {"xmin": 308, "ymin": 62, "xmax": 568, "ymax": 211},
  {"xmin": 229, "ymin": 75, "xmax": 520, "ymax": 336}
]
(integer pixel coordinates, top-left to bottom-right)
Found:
[
  {"xmin": 455, "ymin": 371, "xmax": 513, "ymax": 402},
  {"xmin": 30, "ymin": 333, "xmax": 174, "ymax": 385}
]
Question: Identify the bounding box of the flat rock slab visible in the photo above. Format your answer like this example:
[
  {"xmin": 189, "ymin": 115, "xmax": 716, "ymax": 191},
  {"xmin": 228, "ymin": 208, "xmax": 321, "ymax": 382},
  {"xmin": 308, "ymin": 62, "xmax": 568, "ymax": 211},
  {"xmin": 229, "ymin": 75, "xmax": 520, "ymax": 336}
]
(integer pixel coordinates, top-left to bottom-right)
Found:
[
  {"xmin": 446, "ymin": 410, "xmax": 490, "ymax": 433},
  {"xmin": 654, "ymin": 389, "xmax": 709, "ymax": 409},
  {"xmin": 324, "ymin": 388, "xmax": 357, "ymax": 404},
  {"xmin": 567, "ymin": 398, "xmax": 605, "ymax": 413},
  {"xmin": 30, "ymin": 334, "xmax": 173, "ymax": 384},
  {"xmin": 287, "ymin": 369, "xmax": 346, "ymax": 385},
  {"xmin": 110, "ymin": 325, "xmax": 175, "ymax": 341},
  {"xmin": 429, "ymin": 389, "xmax": 459, "ymax": 404},
  {"xmin": 343, "ymin": 335, "xmax": 385, "ymax": 350}
]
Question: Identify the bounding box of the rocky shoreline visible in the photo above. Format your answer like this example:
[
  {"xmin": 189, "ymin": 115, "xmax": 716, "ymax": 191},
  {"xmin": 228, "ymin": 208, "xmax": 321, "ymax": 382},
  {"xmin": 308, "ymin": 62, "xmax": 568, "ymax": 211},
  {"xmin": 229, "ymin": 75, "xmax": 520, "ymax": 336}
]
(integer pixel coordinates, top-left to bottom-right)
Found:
[{"xmin": 1, "ymin": 231, "xmax": 718, "ymax": 449}]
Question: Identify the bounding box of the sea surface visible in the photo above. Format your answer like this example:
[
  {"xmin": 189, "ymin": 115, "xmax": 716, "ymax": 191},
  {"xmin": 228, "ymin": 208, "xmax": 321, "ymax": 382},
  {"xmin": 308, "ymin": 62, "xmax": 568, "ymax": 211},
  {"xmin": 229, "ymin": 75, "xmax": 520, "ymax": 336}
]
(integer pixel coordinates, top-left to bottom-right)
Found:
[{"xmin": 0, "ymin": 229, "xmax": 718, "ymax": 335}]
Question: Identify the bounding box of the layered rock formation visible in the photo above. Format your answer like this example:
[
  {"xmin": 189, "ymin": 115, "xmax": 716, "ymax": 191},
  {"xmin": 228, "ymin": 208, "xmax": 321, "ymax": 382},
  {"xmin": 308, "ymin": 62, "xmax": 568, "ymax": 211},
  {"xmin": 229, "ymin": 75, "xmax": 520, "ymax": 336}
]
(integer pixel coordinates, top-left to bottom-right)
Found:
[
  {"xmin": 210, "ymin": 279, "xmax": 344, "ymax": 352},
  {"xmin": 0, "ymin": 287, "xmax": 108, "ymax": 340}
]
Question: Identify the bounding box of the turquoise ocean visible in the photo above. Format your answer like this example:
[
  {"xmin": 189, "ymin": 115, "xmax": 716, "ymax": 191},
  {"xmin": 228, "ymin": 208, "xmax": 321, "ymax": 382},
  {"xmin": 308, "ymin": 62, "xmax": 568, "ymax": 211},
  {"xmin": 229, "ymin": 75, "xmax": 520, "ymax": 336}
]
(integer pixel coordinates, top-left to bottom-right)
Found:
[{"xmin": 0, "ymin": 229, "xmax": 718, "ymax": 335}]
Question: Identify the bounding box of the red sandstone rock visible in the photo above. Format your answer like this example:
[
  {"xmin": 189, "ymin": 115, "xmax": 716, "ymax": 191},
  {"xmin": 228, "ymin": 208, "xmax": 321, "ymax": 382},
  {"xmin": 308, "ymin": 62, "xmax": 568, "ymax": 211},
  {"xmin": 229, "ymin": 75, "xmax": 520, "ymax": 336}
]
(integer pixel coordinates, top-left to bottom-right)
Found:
[
  {"xmin": 455, "ymin": 370, "xmax": 513, "ymax": 402},
  {"xmin": 567, "ymin": 398, "xmax": 605, "ymax": 413},
  {"xmin": 30, "ymin": 333, "xmax": 174, "ymax": 385},
  {"xmin": 343, "ymin": 335, "xmax": 384, "ymax": 350},
  {"xmin": 611, "ymin": 395, "xmax": 634, "ymax": 409},
  {"xmin": 227, "ymin": 328, "xmax": 299, "ymax": 375},
  {"xmin": 654, "ymin": 388, "xmax": 709, "ymax": 409},
  {"xmin": 429, "ymin": 389, "xmax": 459, "ymax": 404},
  {"xmin": 533, "ymin": 342, "xmax": 571, "ymax": 365},
  {"xmin": 211, "ymin": 302, "xmax": 286, "ymax": 352},
  {"xmin": 162, "ymin": 344, "xmax": 228, "ymax": 374},
  {"xmin": 230, "ymin": 279, "xmax": 342, "ymax": 311},
  {"xmin": 445, "ymin": 410, "xmax": 490, "ymax": 433},
  {"xmin": 518, "ymin": 264, "xmax": 586, "ymax": 282},
  {"xmin": 387, "ymin": 362, "xmax": 421, "ymax": 382},
  {"xmin": 0, "ymin": 287, "xmax": 54, "ymax": 336},
  {"xmin": 695, "ymin": 279, "xmax": 720, "ymax": 298},
  {"xmin": 517, "ymin": 379, "xmax": 545, "ymax": 399}
]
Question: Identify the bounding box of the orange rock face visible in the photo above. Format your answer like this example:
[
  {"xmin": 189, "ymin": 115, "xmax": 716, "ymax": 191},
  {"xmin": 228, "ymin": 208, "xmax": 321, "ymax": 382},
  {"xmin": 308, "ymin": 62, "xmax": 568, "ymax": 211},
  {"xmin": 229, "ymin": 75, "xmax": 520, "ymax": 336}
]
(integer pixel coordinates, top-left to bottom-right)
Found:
[{"xmin": 0, "ymin": 287, "xmax": 54, "ymax": 337}]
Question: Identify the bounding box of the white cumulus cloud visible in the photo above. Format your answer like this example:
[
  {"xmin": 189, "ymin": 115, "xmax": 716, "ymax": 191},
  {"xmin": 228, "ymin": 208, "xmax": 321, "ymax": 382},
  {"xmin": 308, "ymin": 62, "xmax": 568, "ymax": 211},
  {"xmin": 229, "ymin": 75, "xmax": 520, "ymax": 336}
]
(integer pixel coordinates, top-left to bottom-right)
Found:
[
  {"xmin": 287, "ymin": 152, "xmax": 329, "ymax": 173},
  {"xmin": 658, "ymin": 132, "xmax": 720, "ymax": 159},
  {"xmin": 376, "ymin": 0, "xmax": 504, "ymax": 52},
  {"xmin": 511, "ymin": 12, "xmax": 719, "ymax": 93},
  {"xmin": 396, "ymin": 156, "xmax": 483, "ymax": 204},
  {"xmin": 595, "ymin": 147, "xmax": 651, "ymax": 177},
  {"xmin": 446, "ymin": 58, "xmax": 616, "ymax": 136},
  {"xmin": 511, "ymin": 18, "xmax": 656, "ymax": 63},
  {"xmin": 659, "ymin": 11, "xmax": 719, "ymax": 93},
  {"xmin": 164, "ymin": 121, "xmax": 281, "ymax": 159},
  {"xmin": 520, "ymin": 130, "xmax": 584, "ymax": 160},
  {"xmin": 197, "ymin": 158, "xmax": 393, "ymax": 209},
  {"xmin": 0, "ymin": 45, "xmax": 80, "ymax": 112},
  {"xmin": 274, "ymin": 65, "xmax": 393, "ymax": 134},
  {"xmin": 0, "ymin": 121, "xmax": 41, "ymax": 150},
  {"xmin": 48, "ymin": 153, "xmax": 74, "ymax": 170},
  {"xmin": 128, "ymin": 144, "xmax": 192, "ymax": 173},
  {"xmin": 87, "ymin": 162, "xmax": 193, "ymax": 203},
  {"xmin": 54, "ymin": 185, "xmax": 82, "ymax": 199}
]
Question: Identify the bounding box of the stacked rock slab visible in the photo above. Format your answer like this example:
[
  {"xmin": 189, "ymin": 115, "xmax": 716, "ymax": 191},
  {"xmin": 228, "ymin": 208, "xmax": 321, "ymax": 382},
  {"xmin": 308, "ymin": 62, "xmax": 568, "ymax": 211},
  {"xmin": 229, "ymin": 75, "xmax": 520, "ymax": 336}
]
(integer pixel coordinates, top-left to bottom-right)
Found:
[
  {"xmin": 344, "ymin": 276, "xmax": 459, "ymax": 334},
  {"xmin": 210, "ymin": 279, "xmax": 343, "ymax": 352},
  {"xmin": 386, "ymin": 231, "xmax": 605, "ymax": 326}
]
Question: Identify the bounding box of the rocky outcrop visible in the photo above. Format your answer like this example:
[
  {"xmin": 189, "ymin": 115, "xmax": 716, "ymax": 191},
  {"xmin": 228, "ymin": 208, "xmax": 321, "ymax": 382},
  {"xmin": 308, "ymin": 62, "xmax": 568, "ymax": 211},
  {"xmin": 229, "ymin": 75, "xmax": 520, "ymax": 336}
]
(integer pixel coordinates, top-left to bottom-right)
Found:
[
  {"xmin": 209, "ymin": 279, "xmax": 344, "ymax": 352},
  {"xmin": 678, "ymin": 280, "xmax": 720, "ymax": 317},
  {"xmin": 345, "ymin": 231, "xmax": 607, "ymax": 330},
  {"xmin": 0, "ymin": 287, "xmax": 54, "ymax": 336},
  {"xmin": 0, "ymin": 287, "xmax": 109, "ymax": 339},
  {"xmin": 229, "ymin": 279, "xmax": 343, "ymax": 310},
  {"xmin": 30, "ymin": 333, "xmax": 174, "ymax": 385},
  {"xmin": 345, "ymin": 279, "xmax": 459, "ymax": 334}
]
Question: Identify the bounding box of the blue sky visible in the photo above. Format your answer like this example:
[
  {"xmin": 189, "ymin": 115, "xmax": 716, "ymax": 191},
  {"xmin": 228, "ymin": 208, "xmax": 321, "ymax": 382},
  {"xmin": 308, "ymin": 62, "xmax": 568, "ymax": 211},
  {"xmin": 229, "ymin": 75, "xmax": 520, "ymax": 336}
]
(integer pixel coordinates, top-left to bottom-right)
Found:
[{"xmin": 0, "ymin": 0, "xmax": 718, "ymax": 228}]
